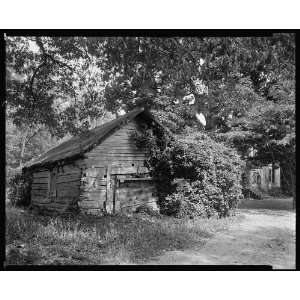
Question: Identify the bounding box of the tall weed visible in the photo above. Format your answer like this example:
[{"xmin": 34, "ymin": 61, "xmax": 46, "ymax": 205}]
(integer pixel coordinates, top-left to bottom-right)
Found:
[{"xmin": 5, "ymin": 206, "xmax": 236, "ymax": 265}]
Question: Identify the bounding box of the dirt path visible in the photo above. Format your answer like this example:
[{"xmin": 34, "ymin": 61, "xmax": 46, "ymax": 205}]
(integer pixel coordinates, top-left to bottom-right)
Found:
[{"xmin": 145, "ymin": 198, "xmax": 296, "ymax": 269}]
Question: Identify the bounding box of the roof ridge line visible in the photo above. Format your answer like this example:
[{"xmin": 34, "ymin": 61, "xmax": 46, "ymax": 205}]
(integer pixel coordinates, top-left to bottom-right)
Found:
[{"xmin": 24, "ymin": 107, "xmax": 146, "ymax": 169}]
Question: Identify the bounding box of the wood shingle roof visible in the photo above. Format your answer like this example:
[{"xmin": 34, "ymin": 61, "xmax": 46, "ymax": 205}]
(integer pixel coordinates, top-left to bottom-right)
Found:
[{"xmin": 24, "ymin": 107, "xmax": 151, "ymax": 169}]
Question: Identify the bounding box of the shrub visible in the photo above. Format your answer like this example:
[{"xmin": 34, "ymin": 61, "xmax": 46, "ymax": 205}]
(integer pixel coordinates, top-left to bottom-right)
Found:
[
  {"xmin": 268, "ymin": 187, "xmax": 286, "ymax": 198},
  {"xmin": 242, "ymin": 187, "xmax": 262, "ymax": 199},
  {"xmin": 135, "ymin": 204, "xmax": 161, "ymax": 217},
  {"xmin": 163, "ymin": 180, "xmax": 218, "ymax": 218},
  {"xmin": 8, "ymin": 170, "xmax": 32, "ymax": 207},
  {"xmin": 134, "ymin": 129, "xmax": 244, "ymax": 218}
]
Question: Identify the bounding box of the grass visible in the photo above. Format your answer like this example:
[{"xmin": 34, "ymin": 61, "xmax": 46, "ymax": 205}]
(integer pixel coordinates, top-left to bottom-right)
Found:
[{"xmin": 5, "ymin": 205, "xmax": 239, "ymax": 265}]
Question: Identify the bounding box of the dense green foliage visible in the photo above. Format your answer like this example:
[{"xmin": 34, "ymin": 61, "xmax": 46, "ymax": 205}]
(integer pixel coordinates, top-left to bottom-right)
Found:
[
  {"xmin": 8, "ymin": 171, "xmax": 32, "ymax": 207},
  {"xmin": 5, "ymin": 117, "xmax": 61, "ymax": 181},
  {"xmin": 6, "ymin": 35, "xmax": 295, "ymax": 134},
  {"xmin": 212, "ymin": 100, "xmax": 295, "ymax": 196},
  {"xmin": 5, "ymin": 34, "xmax": 295, "ymax": 210},
  {"xmin": 134, "ymin": 129, "xmax": 244, "ymax": 218}
]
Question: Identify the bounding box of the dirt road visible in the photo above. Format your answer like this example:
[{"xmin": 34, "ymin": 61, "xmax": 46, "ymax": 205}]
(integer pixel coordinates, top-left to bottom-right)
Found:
[{"xmin": 145, "ymin": 198, "xmax": 296, "ymax": 269}]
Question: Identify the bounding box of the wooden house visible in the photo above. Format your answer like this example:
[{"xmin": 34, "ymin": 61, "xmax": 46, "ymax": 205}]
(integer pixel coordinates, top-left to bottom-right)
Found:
[
  {"xmin": 23, "ymin": 108, "xmax": 162, "ymax": 215},
  {"xmin": 243, "ymin": 147, "xmax": 281, "ymax": 193},
  {"xmin": 246, "ymin": 164, "xmax": 281, "ymax": 191}
]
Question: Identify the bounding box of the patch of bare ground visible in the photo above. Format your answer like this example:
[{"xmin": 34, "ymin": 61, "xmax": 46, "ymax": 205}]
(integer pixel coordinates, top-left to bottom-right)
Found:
[
  {"xmin": 6, "ymin": 198, "xmax": 294, "ymax": 267},
  {"xmin": 144, "ymin": 198, "xmax": 295, "ymax": 269}
]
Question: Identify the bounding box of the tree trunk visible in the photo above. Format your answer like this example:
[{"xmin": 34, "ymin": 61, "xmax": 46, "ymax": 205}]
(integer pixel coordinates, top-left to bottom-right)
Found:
[
  {"xmin": 282, "ymin": 161, "xmax": 295, "ymax": 209},
  {"xmin": 292, "ymin": 189, "xmax": 295, "ymax": 209},
  {"xmin": 19, "ymin": 135, "xmax": 27, "ymax": 168},
  {"xmin": 18, "ymin": 127, "xmax": 41, "ymax": 169},
  {"xmin": 291, "ymin": 167, "xmax": 296, "ymax": 209},
  {"xmin": 286, "ymin": 160, "xmax": 295, "ymax": 209}
]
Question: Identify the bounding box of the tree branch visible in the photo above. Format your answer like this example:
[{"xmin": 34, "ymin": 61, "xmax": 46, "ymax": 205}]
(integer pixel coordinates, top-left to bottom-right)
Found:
[
  {"xmin": 45, "ymin": 53, "xmax": 74, "ymax": 72},
  {"xmin": 171, "ymin": 38, "xmax": 200, "ymax": 76},
  {"xmin": 25, "ymin": 127, "xmax": 42, "ymax": 145},
  {"xmin": 29, "ymin": 61, "xmax": 47, "ymax": 99},
  {"xmin": 27, "ymin": 37, "xmax": 76, "ymax": 102},
  {"xmin": 35, "ymin": 37, "xmax": 74, "ymax": 72}
]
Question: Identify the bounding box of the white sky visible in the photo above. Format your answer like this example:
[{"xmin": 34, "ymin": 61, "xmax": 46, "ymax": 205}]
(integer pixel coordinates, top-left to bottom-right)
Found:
[{"xmin": 27, "ymin": 39, "xmax": 39, "ymax": 53}]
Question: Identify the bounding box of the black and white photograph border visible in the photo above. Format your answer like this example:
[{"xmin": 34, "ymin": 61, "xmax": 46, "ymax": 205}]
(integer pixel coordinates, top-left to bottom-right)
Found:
[
  {"xmin": 1, "ymin": 29, "xmax": 296, "ymax": 271},
  {"xmin": 1, "ymin": 0, "xmax": 299, "ymax": 298}
]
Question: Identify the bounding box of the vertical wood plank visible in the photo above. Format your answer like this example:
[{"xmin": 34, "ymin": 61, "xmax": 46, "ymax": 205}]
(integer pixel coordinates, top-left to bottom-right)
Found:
[
  {"xmin": 114, "ymin": 179, "xmax": 121, "ymax": 212},
  {"xmin": 111, "ymin": 175, "xmax": 117, "ymax": 214},
  {"xmin": 47, "ymin": 170, "xmax": 50, "ymax": 198},
  {"xmin": 105, "ymin": 165, "xmax": 113, "ymax": 213}
]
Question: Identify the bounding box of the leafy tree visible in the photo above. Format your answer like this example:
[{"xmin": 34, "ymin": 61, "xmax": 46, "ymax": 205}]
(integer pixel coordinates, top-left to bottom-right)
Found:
[
  {"xmin": 99, "ymin": 35, "xmax": 295, "ymax": 120},
  {"xmin": 246, "ymin": 102, "xmax": 295, "ymax": 199},
  {"xmin": 6, "ymin": 118, "xmax": 60, "ymax": 180},
  {"xmin": 6, "ymin": 34, "xmax": 295, "ymax": 135},
  {"xmin": 134, "ymin": 128, "xmax": 244, "ymax": 218},
  {"xmin": 6, "ymin": 36, "xmax": 107, "ymax": 136},
  {"xmin": 5, "ymin": 34, "xmax": 295, "ymax": 208},
  {"xmin": 212, "ymin": 99, "xmax": 295, "ymax": 203}
]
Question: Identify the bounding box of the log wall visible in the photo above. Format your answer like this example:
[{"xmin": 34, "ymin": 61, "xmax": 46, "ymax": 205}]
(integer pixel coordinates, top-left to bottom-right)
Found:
[{"xmin": 31, "ymin": 161, "xmax": 82, "ymax": 212}]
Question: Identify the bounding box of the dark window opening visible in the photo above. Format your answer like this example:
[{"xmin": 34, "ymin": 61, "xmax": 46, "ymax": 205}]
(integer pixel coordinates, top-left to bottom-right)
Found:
[
  {"xmin": 257, "ymin": 174, "xmax": 261, "ymax": 185},
  {"xmin": 241, "ymin": 173, "xmax": 246, "ymax": 184}
]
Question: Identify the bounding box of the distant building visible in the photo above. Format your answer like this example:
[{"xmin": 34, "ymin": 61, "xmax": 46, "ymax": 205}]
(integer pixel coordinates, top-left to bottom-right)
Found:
[
  {"xmin": 243, "ymin": 146, "xmax": 281, "ymax": 192},
  {"xmin": 247, "ymin": 163, "xmax": 281, "ymax": 192}
]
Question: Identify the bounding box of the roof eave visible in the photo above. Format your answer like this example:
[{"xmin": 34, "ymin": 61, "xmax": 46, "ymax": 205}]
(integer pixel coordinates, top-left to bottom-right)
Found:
[{"xmin": 23, "ymin": 107, "xmax": 147, "ymax": 170}]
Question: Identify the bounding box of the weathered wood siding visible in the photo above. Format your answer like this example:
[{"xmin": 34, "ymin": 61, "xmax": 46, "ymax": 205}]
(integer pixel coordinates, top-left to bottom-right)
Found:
[
  {"xmin": 80, "ymin": 119, "xmax": 158, "ymax": 214},
  {"xmin": 31, "ymin": 117, "xmax": 158, "ymax": 215},
  {"xmin": 78, "ymin": 167, "xmax": 107, "ymax": 215},
  {"xmin": 31, "ymin": 162, "xmax": 82, "ymax": 213},
  {"xmin": 31, "ymin": 168, "xmax": 50, "ymax": 204},
  {"xmin": 117, "ymin": 179, "xmax": 157, "ymax": 213},
  {"xmin": 84, "ymin": 120, "xmax": 149, "ymax": 166}
]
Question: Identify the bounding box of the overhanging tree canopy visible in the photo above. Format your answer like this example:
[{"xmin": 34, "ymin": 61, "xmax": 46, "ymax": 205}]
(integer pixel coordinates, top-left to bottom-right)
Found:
[
  {"xmin": 5, "ymin": 34, "xmax": 295, "ymax": 196},
  {"xmin": 6, "ymin": 34, "xmax": 295, "ymax": 135}
]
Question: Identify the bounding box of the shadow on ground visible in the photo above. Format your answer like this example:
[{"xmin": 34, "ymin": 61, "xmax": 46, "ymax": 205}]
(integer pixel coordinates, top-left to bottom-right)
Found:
[
  {"xmin": 144, "ymin": 197, "xmax": 296, "ymax": 269},
  {"xmin": 238, "ymin": 197, "xmax": 294, "ymax": 211}
]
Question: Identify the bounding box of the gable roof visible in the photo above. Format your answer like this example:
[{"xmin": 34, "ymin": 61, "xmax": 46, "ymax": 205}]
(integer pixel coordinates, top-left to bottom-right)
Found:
[{"xmin": 24, "ymin": 107, "xmax": 158, "ymax": 170}]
